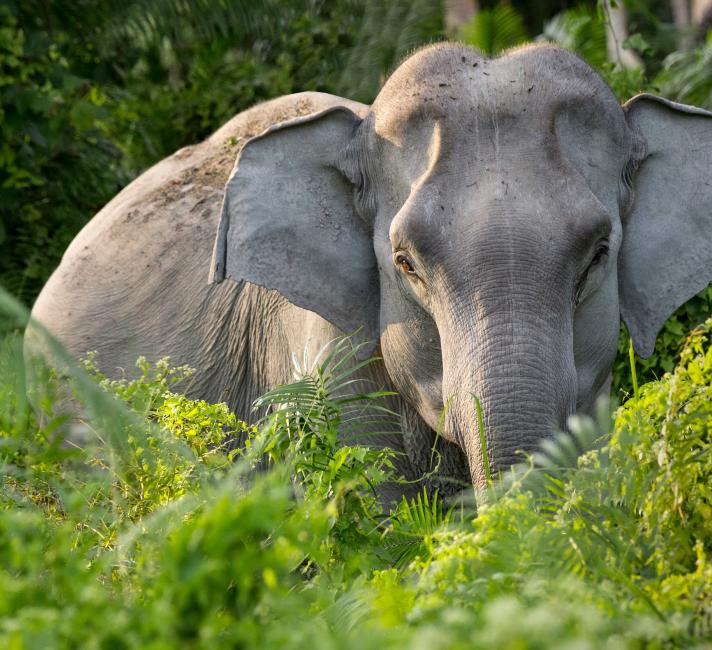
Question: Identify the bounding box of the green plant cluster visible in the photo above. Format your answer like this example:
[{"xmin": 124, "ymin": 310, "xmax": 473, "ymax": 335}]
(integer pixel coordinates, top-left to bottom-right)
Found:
[
  {"xmin": 613, "ymin": 286, "xmax": 712, "ymax": 398},
  {"xmin": 2, "ymin": 316, "xmax": 711, "ymax": 647}
]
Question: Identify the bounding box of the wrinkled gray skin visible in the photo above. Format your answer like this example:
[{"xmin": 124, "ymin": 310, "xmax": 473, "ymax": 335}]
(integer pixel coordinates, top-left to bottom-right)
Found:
[{"xmin": 29, "ymin": 43, "xmax": 712, "ymax": 491}]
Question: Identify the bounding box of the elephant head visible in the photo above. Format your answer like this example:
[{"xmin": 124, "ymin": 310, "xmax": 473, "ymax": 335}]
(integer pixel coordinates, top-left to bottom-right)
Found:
[{"xmin": 211, "ymin": 43, "xmax": 712, "ymax": 488}]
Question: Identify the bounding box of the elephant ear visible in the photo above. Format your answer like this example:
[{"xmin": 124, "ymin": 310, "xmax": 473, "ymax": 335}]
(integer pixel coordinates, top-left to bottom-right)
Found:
[
  {"xmin": 620, "ymin": 94, "xmax": 712, "ymax": 358},
  {"xmin": 210, "ymin": 105, "xmax": 379, "ymax": 348}
]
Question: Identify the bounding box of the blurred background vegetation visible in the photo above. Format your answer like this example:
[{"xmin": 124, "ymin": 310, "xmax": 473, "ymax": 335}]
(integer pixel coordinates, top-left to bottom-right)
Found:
[{"xmin": 1, "ymin": 0, "xmax": 711, "ymax": 395}]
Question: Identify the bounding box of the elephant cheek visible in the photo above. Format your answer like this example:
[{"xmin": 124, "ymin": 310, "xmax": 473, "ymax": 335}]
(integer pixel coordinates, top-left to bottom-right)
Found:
[
  {"xmin": 379, "ymin": 320, "xmax": 444, "ymax": 432},
  {"xmin": 572, "ymin": 273, "xmax": 620, "ymax": 412}
]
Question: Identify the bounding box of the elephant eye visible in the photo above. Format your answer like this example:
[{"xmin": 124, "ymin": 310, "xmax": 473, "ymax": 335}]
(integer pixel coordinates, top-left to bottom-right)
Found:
[
  {"xmin": 394, "ymin": 252, "xmax": 416, "ymax": 275},
  {"xmin": 574, "ymin": 240, "xmax": 609, "ymax": 307},
  {"xmin": 590, "ymin": 241, "xmax": 609, "ymax": 266}
]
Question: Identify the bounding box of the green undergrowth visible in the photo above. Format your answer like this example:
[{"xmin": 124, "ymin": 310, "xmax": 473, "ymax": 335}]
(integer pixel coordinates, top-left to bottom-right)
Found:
[{"xmin": 1, "ymin": 317, "xmax": 712, "ymax": 648}]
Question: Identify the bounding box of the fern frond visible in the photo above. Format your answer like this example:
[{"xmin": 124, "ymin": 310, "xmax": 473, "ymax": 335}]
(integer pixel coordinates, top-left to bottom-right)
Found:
[{"xmin": 383, "ymin": 486, "xmax": 452, "ymax": 569}]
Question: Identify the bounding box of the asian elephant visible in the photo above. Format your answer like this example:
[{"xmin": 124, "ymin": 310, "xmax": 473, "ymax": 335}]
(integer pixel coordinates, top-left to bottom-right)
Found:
[{"xmin": 28, "ymin": 43, "xmax": 712, "ymax": 492}]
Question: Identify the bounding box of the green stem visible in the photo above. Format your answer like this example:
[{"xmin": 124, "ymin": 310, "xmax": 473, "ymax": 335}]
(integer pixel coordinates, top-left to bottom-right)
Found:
[
  {"xmin": 628, "ymin": 337, "xmax": 639, "ymax": 400},
  {"xmin": 472, "ymin": 394, "xmax": 492, "ymax": 487}
]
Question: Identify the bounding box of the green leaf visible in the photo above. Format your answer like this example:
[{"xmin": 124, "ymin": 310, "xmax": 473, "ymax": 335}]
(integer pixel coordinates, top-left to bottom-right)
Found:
[{"xmin": 623, "ymin": 33, "xmax": 653, "ymax": 56}]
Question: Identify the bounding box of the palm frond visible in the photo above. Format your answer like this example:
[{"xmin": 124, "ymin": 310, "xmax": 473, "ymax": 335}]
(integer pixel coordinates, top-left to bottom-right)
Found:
[
  {"xmin": 657, "ymin": 31, "xmax": 712, "ymax": 110},
  {"xmin": 459, "ymin": 4, "xmax": 528, "ymax": 57},
  {"xmin": 251, "ymin": 336, "xmax": 401, "ymax": 474},
  {"xmin": 335, "ymin": 0, "xmax": 445, "ymax": 101},
  {"xmin": 538, "ymin": 5, "xmax": 608, "ymax": 68}
]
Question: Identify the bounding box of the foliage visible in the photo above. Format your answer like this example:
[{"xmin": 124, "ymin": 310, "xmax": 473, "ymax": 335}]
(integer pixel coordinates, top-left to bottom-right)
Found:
[
  {"xmin": 0, "ymin": 5, "xmax": 125, "ymax": 303},
  {"xmin": 335, "ymin": 0, "xmax": 444, "ymax": 101},
  {"xmin": 539, "ymin": 4, "xmax": 608, "ymax": 68},
  {"xmin": 656, "ymin": 29, "xmax": 712, "ymax": 108},
  {"xmin": 1, "ymin": 0, "xmax": 443, "ymax": 306},
  {"xmin": 458, "ymin": 4, "xmax": 528, "ymax": 56},
  {"xmin": 79, "ymin": 353, "xmax": 246, "ymax": 522},
  {"xmin": 614, "ymin": 287, "xmax": 712, "ymax": 398},
  {"xmin": 103, "ymin": 3, "xmax": 364, "ymax": 172},
  {"xmin": 2, "ymin": 276, "xmax": 712, "ymax": 648},
  {"xmin": 612, "ymin": 321, "xmax": 712, "ymax": 586}
]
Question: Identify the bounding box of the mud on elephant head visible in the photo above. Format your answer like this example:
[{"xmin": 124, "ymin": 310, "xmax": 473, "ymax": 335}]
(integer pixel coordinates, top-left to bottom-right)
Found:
[{"xmin": 211, "ymin": 43, "xmax": 712, "ymax": 487}]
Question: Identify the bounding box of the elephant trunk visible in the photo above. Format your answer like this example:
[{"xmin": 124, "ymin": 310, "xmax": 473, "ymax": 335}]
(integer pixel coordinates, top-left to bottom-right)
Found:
[{"xmin": 440, "ymin": 296, "xmax": 577, "ymax": 488}]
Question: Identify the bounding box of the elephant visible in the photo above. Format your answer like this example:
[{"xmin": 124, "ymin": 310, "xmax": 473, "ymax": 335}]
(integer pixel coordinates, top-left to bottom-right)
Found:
[{"xmin": 28, "ymin": 42, "xmax": 712, "ymax": 493}]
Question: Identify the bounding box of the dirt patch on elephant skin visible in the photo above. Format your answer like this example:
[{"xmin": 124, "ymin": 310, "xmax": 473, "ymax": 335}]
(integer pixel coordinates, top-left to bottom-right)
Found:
[{"xmin": 149, "ymin": 96, "xmax": 322, "ymax": 210}]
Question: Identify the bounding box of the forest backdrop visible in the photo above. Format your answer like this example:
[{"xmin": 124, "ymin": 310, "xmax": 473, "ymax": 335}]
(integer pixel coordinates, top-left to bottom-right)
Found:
[{"xmin": 2, "ymin": 0, "xmax": 712, "ymax": 392}]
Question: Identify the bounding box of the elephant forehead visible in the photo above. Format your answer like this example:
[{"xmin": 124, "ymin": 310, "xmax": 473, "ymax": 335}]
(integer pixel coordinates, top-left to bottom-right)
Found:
[
  {"xmin": 372, "ymin": 43, "xmax": 625, "ymax": 150},
  {"xmin": 390, "ymin": 175, "xmax": 609, "ymax": 255}
]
